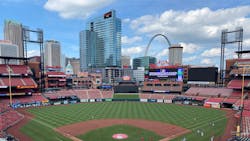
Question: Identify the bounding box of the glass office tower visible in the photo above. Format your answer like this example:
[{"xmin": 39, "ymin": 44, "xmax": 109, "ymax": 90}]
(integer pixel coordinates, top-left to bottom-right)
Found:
[
  {"xmin": 85, "ymin": 10, "xmax": 121, "ymax": 68},
  {"xmin": 80, "ymin": 30, "xmax": 104, "ymax": 71}
]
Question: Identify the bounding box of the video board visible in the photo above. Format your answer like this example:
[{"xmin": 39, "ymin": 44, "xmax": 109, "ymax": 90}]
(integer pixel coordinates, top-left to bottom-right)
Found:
[
  {"xmin": 147, "ymin": 68, "xmax": 183, "ymax": 81},
  {"xmin": 188, "ymin": 67, "xmax": 218, "ymax": 84}
]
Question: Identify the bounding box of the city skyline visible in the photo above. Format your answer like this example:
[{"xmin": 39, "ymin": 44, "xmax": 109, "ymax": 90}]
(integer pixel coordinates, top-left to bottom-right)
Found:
[{"xmin": 1, "ymin": 0, "xmax": 250, "ymax": 67}]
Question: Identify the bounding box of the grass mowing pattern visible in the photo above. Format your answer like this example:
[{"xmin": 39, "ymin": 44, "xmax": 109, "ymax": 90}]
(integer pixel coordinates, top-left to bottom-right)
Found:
[
  {"xmin": 21, "ymin": 102, "xmax": 227, "ymax": 141},
  {"xmin": 19, "ymin": 120, "xmax": 71, "ymax": 141},
  {"xmin": 113, "ymin": 93, "xmax": 139, "ymax": 99},
  {"xmin": 78, "ymin": 125, "xmax": 163, "ymax": 141}
]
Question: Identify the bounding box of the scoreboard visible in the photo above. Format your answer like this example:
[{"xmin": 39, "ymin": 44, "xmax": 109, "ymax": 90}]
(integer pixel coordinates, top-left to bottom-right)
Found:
[
  {"xmin": 146, "ymin": 68, "xmax": 183, "ymax": 81},
  {"xmin": 188, "ymin": 67, "xmax": 218, "ymax": 84}
]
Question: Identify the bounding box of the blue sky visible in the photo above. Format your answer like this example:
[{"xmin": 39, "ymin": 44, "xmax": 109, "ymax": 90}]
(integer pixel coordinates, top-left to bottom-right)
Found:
[{"xmin": 1, "ymin": 0, "xmax": 250, "ymax": 67}]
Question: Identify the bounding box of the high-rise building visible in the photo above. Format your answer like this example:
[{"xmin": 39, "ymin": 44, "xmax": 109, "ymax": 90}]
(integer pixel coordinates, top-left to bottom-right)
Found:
[
  {"xmin": 79, "ymin": 30, "xmax": 103, "ymax": 71},
  {"xmin": 133, "ymin": 67, "xmax": 145, "ymax": 83},
  {"xmin": 132, "ymin": 56, "xmax": 157, "ymax": 70},
  {"xmin": 44, "ymin": 40, "xmax": 61, "ymax": 67},
  {"xmin": 61, "ymin": 54, "xmax": 66, "ymax": 72},
  {"xmin": 0, "ymin": 40, "xmax": 18, "ymax": 64},
  {"xmin": 104, "ymin": 67, "xmax": 123, "ymax": 84},
  {"xmin": 121, "ymin": 55, "xmax": 131, "ymax": 68},
  {"xmin": 4, "ymin": 20, "xmax": 23, "ymax": 58},
  {"xmin": 169, "ymin": 44, "xmax": 183, "ymax": 65},
  {"xmin": 80, "ymin": 10, "xmax": 121, "ymax": 69}
]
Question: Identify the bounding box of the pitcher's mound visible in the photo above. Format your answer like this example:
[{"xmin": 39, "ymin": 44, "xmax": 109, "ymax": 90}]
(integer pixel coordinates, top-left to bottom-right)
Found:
[{"xmin": 112, "ymin": 133, "xmax": 128, "ymax": 139}]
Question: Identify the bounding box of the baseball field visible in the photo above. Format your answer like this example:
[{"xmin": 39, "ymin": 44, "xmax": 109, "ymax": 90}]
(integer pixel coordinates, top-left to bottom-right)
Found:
[{"xmin": 11, "ymin": 102, "xmax": 231, "ymax": 141}]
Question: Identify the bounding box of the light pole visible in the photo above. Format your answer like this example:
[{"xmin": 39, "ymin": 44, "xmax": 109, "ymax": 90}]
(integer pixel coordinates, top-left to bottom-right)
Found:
[
  {"xmin": 240, "ymin": 66, "xmax": 246, "ymax": 111},
  {"xmin": 8, "ymin": 67, "xmax": 13, "ymax": 107},
  {"xmin": 236, "ymin": 64, "xmax": 248, "ymax": 137}
]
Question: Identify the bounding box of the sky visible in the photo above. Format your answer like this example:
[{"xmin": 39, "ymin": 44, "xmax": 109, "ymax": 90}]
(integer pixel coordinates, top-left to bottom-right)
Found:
[{"xmin": 1, "ymin": 0, "xmax": 250, "ymax": 67}]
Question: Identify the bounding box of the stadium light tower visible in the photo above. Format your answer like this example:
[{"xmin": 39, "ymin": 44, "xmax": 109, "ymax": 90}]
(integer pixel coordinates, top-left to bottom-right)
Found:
[{"xmin": 8, "ymin": 67, "xmax": 13, "ymax": 106}]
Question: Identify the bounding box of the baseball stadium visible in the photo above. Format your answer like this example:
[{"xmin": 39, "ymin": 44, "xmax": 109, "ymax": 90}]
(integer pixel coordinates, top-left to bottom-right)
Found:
[{"xmin": 0, "ymin": 59, "xmax": 250, "ymax": 141}]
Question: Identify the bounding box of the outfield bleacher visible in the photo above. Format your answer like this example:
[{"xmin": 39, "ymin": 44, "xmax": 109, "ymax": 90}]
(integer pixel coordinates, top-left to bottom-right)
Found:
[
  {"xmin": 44, "ymin": 89, "xmax": 114, "ymax": 100},
  {"xmin": 150, "ymin": 94, "xmax": 164, "ymax": 99},
  {"xmin": 139, "ymin": 93, "xmax": 151, "ymax": 99},
  {"xmin": 102, "ymin": 90, "xmax": 113, "ymax": 98},
  {"xmin": 88, "ymin": 89, "xmax": 102, "ymax": 99},
  {"xmin": 185, "ymin": 87, "xmax": 233, "ymax": 97},
  {"xmin": 73, "ymin": 90, "xmax": 88, "ymax": 99}
]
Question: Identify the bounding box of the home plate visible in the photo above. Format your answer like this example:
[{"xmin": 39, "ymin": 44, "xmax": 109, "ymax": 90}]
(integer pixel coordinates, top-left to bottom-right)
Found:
[{"xmin": 112, "ymin": 133, "xmax": 128, "ymax": 139}]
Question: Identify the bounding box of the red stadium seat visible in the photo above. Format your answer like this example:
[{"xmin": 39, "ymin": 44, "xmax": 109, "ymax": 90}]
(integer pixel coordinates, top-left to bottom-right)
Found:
[{"xmin": 0, "ymin": 64, "xmax": 8, "ymax": 74}]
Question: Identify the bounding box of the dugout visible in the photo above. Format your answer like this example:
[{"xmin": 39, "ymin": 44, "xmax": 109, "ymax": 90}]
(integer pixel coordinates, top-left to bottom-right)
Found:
[{"xmin": 221, "ymin": 98, "xmax": 238, "ymax": 108}]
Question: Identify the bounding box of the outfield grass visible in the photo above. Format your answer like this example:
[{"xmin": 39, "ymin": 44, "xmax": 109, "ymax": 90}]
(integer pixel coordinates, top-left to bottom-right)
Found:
[
  {"xmin": 21, "ymin": 102, "xmax": 227, "ymax": 141},
  {"xmin": 113, "ymin": 93, "xmax": 139, "ymax": 99},
  {"xmin": 78, "ymin": 125, "xmax": 163, "ymax": 141}
]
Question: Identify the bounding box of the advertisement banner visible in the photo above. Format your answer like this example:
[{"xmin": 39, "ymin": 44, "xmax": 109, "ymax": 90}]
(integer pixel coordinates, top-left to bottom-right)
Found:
[
  {"xmin": 157, "ymin": 99, "xmax": 163, "ymax": 103},
  {"xmin": 140, "ymin": 99, "xmax": 148, "ymax": 102},
  {"xmin": 148, "ymin": 99, "xmax": 157, "ymax": 102},
  {"xmin": 89, "ymin": 99, "xmax": 95, "ymax": 102},
  {"xmin": 95, "ymin": 99, "xmax": 102, "ymax": 102},
  {"xmin": 164, "ymin": 99, "xmax": 172, "ymax": 103},
  {"xmin": 105, "ymin": 98, "xmax": 112, "ymax": 102},
  {"xmin": 80, "ymin": 99, "xmax": 88, "ymax": 102}
]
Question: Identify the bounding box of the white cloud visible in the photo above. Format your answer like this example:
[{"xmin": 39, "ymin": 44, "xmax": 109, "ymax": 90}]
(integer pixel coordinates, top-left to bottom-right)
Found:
[
  {"xmin": 201, "ymin": 47, "xmax": 250, "ymax": 59},
  {"xmin": 200, "ymin": 47, "xmax": 241, "ymax": 60},
  {"xmin": 201, "ymin": 58, "xmax": 213, "ymax": 65},
  {"xmin": 122, "ymin": 18, "xmax": 130, "ymax": 23},
  {"xmin": 122, "ymin": 46, "xmax": 144, "ymax": 56},
  {"xmin": 180, "ymin": 42, "xmax": 200, "ymax": 54},
  {"xmin": 183, "ymin": 56, "xmax": 197, "ymax": 63},
  {"xmin": 244, "ymin": 38, "xmax": 250, "ymax": 48},
  {"xmin": 130, "ymin": 6, "xmax": 250, "ymax": 43},
  {"xmin": 27, "ymin": 50, "xmax": 40, "ymax": 58},
  {"xmin": 44, "ymin": 0, "xmax": 114, "ymax": 19},
  {"xmin": 225, "ymin": 48, "xmax": 238, "ymax": 59},
  {"xmin": 201, "ymin": 48, "xmax": 220, "ymax": 57},
  {"xmin": 156, "ymin": 49, "xmax": 168, "ymax": 60},
  {"xmin": 122, "ymin": 36, "xmax": 142, "ymax": 44}
]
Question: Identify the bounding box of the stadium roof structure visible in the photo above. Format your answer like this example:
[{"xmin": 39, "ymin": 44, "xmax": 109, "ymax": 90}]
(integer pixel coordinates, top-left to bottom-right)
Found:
[
  {"xmin": 0, "ymin": 56, "xmax": 29, "ymax": 61},
  {"xmin": 235, "ymin": 50, "xmax": 250, "ymax": 54}
]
